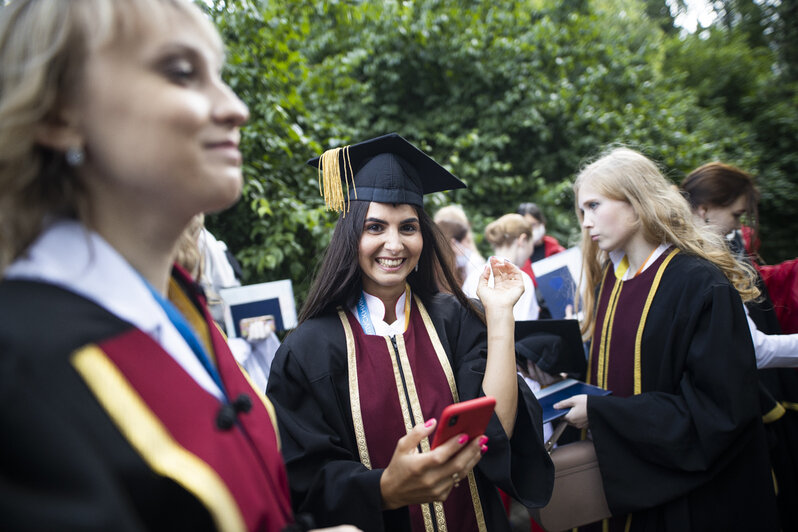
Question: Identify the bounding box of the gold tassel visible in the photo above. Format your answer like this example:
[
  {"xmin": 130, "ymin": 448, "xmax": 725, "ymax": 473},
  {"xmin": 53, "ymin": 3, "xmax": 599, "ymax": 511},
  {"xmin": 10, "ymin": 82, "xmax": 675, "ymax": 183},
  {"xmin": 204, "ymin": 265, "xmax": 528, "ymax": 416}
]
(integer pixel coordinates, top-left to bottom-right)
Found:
[{"xmin": 317, "ymin": 145, "xmax": 357, "ymax": 215}]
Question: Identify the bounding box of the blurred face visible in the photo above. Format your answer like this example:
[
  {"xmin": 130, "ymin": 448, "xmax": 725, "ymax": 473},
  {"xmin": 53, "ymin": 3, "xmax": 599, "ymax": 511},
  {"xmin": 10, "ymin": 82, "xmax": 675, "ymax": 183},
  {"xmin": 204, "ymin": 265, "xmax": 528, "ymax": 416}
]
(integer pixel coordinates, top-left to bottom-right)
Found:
[
  {"xmin": 71, "ymin": 11, "xmax": 249, "ymax": 220},
  {"xmin": 578, "ymin": 180, "xmax": 639, "ymax": 253},
  {"xmin": 358, "ymin": 202, "xmax": 423, "ymax": 301},
  {"xmin": 699, "ymin": 195, "xmax": 747, "ymax": 237},
  {"xmin": 522, "ymin": 214, "xmax": 545, "ymax": 245}
]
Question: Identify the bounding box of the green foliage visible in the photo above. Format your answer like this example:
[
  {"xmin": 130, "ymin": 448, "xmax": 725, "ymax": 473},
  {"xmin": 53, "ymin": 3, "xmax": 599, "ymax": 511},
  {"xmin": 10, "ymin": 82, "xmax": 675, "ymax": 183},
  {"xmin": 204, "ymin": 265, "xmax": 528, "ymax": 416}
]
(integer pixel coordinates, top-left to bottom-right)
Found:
[{"xmin": 204, "ymin": 0, "xmax": 797, "ymax": 308}]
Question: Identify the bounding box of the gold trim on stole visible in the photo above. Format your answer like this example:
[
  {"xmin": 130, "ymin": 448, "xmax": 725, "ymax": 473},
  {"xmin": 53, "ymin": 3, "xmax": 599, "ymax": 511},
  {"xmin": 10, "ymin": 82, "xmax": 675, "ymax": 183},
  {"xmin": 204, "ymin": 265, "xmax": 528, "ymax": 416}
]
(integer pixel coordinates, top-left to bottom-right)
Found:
[
  {"xmin": 763, "ymin": 402, "xmax": 787, "ymax": 424},
  {"xmin": 389, "ymin": 333, "xmax": 438, "ymax": 532},
  {"xmin": 71, "ymin": 345, "xmax": 246, "ymax": 532},
  {"xmin": 586, "ymin": 264, "xmax": 610, "ymax": 386},
  {"xmin": 633, "ymin": 248, "xmax": 679, "ymax": 394},
  {"xmin": 597, "ymin": 277, "xmax": 623, "ymax": 388},
  {"xmin": 338, "ymin": 309, "xmax": 372, "ymax": 470},
  {"xmin": 415, "ymin": 295, "xmax": 488, "ymax": 532}
]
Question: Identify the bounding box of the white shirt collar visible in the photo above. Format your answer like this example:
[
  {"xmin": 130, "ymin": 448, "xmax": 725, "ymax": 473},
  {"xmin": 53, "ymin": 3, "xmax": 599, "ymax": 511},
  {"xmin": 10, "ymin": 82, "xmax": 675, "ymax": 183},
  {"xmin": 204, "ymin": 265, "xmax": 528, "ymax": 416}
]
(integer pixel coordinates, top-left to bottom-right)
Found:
[
  {"xmin": 609, "ymin": 243, "xmax": 670, "ymax": 281},
  {"xmin": 4, "ymin": 219, "xmax": 224, "ymax": 399},
  {"xmin": 350, "ymin": 289, "xmax": 407, "ymax": 336}
]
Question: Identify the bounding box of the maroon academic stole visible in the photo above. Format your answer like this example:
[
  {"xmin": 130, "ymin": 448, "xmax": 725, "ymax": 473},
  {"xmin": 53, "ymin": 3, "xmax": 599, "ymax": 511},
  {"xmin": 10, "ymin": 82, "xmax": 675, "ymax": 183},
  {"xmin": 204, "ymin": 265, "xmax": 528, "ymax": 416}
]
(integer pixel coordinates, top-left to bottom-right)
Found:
[
  {"xmin": 70, "ymin": 285, "xmax": 293, "ymax": 532},
  {"xmin": 589, "ymin": 248, "xmax": 679, "ymax": 397},
  {"xmin": 339, "ymin": 295, "xmax": 488, "ymax": 532}
]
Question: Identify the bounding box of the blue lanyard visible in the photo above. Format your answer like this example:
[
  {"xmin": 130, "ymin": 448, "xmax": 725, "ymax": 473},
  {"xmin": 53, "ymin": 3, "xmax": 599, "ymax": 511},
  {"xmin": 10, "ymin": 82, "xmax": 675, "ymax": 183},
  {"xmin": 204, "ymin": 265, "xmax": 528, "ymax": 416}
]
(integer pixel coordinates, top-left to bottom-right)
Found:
[
  {"xmin": 141, "ymin": 277, "xmax": 228, "ymax": 399},
  {"xmin": 356, "ymin": 291, "xmax": 376, "ymax": 335}
]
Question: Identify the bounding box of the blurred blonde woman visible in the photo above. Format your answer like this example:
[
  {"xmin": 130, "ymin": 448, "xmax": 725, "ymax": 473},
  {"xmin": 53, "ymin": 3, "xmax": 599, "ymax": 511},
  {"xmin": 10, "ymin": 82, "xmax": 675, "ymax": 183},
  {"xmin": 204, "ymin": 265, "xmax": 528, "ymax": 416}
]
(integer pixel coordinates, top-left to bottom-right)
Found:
[
  {"xmin": 462, "ymin": 213, "xmax": 540, "ymax": 321},
  {"xmin": 554, "ymin": 147, "xmax": 777, "ymax": 531},
  {"xmin": 0, "ymin": 1, "xmax": 357, "ymax": 531}
]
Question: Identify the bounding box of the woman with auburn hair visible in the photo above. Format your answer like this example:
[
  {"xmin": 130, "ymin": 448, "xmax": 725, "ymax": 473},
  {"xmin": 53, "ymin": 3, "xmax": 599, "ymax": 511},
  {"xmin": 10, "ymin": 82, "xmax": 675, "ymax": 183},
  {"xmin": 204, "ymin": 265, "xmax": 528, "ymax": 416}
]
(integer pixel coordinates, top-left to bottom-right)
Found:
[
  {"xmin": 0, "ymin": 1, "xmax": 356, "ymax": 530},
  {"xmin": 267, "ymin": 133, "xmax": 554, "ymax": 531},
  {"xmin": 554, "ymin": 147, "xmax": 777, "ymax": 531},
  {"xmin": 682, "ymin": 161, "xmax": 798, "ymax": 531}
]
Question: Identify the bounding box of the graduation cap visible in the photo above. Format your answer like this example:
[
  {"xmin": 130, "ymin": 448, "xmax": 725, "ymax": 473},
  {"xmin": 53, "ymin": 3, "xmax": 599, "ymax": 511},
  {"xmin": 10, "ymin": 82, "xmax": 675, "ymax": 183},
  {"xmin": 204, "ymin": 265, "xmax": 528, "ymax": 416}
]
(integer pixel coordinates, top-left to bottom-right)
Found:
[
  {"xmin": 515, "ymin": 319, "xmax": 587, "ymax": 379},
  {"xmin": 307, "ymin": 133, "xmax": 466, "ymax": 213}
]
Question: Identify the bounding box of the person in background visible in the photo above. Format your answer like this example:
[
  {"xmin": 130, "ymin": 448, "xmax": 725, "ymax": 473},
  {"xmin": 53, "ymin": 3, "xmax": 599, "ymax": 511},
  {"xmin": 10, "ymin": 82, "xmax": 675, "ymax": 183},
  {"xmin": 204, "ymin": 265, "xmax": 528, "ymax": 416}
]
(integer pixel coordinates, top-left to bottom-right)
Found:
[
  {"xmin": 516, "ymin": 202, "xmax": 565, "ymax": 284},
  {"xmin": 681, "ymin": 161, "xmax": 798, "ymax": 530},
  {"xmin": 434, "ymin": 204, "xmax": 485, "ymax": 287},
  {"xmin": 176, "ymin": 215, "xmax": 280, "ymax": 393},
  {"xmin": 0, "ymin": 1, "xmax": 357, "ymax": 530},
  {"xmin": 267, "ymin": 133, "xmax": 554, "ymax": 531},
  {"xmin": 555, "ymin": 147, "xmax": 777, "ymax": 531},
  {"xmin": 462, "ymin": 213, "xmax": 540, "ymax": 322}
]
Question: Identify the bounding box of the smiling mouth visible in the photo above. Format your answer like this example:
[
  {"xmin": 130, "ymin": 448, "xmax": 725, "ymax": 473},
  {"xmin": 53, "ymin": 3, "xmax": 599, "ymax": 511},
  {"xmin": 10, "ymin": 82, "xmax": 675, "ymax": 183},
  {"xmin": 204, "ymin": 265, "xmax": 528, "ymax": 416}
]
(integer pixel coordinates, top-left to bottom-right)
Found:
[{"xmin": 376, "ymin": 258, "xmax": 405, "ymax": 269}]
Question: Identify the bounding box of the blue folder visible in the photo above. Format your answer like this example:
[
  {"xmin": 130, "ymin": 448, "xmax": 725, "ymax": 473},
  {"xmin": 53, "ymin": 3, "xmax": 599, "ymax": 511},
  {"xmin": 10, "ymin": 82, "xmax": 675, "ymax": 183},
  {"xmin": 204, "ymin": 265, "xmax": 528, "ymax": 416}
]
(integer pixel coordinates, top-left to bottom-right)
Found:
[{"xmin": 536, "ymin": 378, "xmax": 612, "ymax": 424}]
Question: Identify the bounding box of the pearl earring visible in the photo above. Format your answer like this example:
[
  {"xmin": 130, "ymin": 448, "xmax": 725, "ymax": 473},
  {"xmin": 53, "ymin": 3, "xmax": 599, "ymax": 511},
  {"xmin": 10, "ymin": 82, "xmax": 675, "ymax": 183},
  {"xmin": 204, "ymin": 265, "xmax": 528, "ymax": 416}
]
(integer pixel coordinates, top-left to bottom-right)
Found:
[{"xmin": 65, "ymin": 146, "xmax": 85, "ymax": 167}]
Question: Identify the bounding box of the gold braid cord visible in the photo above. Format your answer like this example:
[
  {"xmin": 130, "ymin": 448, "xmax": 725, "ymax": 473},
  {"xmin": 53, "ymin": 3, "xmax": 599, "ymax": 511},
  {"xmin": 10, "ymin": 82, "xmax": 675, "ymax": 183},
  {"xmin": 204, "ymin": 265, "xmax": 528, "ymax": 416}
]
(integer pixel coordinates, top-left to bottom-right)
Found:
[{"xmin": 317, "ymin": 146, "xmax": 357, "ymax": 214}]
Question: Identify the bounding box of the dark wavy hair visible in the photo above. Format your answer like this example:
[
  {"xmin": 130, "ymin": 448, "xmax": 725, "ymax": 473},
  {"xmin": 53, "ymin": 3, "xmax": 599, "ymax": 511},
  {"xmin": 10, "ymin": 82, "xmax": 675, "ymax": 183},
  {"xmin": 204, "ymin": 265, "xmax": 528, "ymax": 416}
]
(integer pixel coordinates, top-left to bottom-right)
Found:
[{"xmin": 298, "ymin": 201, "xmax": 480, "ymax": 324}]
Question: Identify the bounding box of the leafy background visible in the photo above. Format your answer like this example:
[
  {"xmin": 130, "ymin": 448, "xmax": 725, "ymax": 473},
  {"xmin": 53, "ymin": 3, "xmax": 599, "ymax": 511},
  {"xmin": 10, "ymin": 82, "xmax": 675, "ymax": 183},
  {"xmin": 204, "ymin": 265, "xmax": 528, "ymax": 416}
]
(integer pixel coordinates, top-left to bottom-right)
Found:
[{"xmin": 201, "ymin": 0, "xmax": 798, "ymax": 304}]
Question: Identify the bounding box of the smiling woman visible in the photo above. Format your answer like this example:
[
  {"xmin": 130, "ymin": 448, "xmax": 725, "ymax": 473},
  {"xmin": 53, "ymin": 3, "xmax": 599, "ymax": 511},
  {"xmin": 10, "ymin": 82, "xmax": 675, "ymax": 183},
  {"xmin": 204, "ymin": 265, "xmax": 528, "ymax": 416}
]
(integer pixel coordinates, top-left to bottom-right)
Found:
[
  {"xmin": 266, "ymin": 133, "xmax": 554, "ymax": 531},
  {"xmin": 0, "ymin": 1, "xmax": 356, "ymax": 531}
]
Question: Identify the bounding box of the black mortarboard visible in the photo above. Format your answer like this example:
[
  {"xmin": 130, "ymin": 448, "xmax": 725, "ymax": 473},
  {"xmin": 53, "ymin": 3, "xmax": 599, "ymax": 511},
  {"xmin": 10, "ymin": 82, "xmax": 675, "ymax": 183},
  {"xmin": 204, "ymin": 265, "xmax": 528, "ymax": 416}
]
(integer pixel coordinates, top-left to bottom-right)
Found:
[
  {"xmin": 307, "ymin": 133, "xmax": 466, "ymax": 213},
  {"xmin": 515, "ymin": 319, "xmax": 587, "ymax": 378}
]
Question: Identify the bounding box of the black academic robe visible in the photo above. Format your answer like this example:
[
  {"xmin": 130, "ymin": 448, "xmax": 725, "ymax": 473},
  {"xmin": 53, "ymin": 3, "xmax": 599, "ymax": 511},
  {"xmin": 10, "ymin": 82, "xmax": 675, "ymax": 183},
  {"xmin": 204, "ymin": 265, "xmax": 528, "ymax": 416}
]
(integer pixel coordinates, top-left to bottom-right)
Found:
[
  {"xmin": 586, "ymin": 251, "xmax": 779, "ymax": 532},
  {"xmin": 747, "ymin": 272, "xmax": 798, "ymax": 532},
  {"xmin": 267, "ymin": 292, "xmax": 554, "ymax": 531},
  {"xmin": 0, "ymin": 274, "xmax": 294, "ymax": 532}
]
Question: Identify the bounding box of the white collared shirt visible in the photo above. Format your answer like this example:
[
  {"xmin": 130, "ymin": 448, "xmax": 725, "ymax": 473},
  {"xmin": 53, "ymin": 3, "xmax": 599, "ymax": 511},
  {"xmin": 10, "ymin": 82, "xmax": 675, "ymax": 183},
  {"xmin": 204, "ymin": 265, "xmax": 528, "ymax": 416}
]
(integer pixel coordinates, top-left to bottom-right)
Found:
[{"xmin": 4, "ymin": 219, "xmax": 224, "ymax": 399}]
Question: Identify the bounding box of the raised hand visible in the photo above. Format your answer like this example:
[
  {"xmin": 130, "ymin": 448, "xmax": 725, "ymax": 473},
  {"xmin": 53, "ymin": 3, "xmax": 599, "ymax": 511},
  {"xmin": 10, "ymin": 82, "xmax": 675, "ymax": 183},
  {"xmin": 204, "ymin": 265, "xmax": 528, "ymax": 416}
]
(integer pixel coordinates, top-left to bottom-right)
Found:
[
  {"xmin": 379, "ymin": 418, "xmax": 486, "ymax": 509},
  {"xmin": 475, "ymin": 256, "xmax": 525, "ymax": 313}
]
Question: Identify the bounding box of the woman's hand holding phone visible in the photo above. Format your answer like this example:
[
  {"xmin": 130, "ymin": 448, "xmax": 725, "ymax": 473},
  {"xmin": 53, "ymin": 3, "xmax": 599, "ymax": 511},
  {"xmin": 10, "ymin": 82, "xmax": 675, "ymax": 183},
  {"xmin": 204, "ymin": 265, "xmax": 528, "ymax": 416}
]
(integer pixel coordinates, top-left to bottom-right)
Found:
[{"xmin": 379, "ymin": 417, "xmax": 487, "ymax": 509}]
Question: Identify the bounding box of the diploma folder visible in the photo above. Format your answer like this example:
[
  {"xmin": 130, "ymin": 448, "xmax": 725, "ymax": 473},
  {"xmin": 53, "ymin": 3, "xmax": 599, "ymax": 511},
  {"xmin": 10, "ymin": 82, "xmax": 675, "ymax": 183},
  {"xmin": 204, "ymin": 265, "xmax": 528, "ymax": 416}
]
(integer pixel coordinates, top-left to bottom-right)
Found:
[{"xmin": 537, "ymin": 379, "xmax": 612, "ymax": 424}]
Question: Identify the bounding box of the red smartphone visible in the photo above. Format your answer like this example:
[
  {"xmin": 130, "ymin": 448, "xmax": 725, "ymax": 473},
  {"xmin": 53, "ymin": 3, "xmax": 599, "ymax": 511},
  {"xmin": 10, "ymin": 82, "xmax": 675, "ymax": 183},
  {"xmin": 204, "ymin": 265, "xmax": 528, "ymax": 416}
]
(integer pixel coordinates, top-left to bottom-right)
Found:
[{"xmin": 430, "ymin": 396, "xmax": 496, "ymax": 449}]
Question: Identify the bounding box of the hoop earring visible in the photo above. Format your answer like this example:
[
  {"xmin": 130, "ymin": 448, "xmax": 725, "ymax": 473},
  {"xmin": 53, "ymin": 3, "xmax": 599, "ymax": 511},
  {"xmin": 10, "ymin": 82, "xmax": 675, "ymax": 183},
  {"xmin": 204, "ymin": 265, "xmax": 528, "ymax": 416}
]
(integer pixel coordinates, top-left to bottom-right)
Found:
[{"xmin": 65, "ymin": 146, "xmax": 85, "ymax": 167}]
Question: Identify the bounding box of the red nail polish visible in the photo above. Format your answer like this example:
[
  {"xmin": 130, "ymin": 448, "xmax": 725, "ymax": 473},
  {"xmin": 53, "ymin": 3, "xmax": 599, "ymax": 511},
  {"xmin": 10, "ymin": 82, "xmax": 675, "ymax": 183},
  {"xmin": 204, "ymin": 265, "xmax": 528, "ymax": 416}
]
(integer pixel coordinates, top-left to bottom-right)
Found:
[
  {"xmin": 481, "ymin": 444, "xmax": 488, "ymax": 454},
  {"xmin": 425, "ymin": 418, "xmax": 436, "ymax": 428},
  {"xmin": 458, "ymin": 434, "xmax": 469, "ymax": 445},
  {"xmin": 479, "ymin": 436, "xmax": 488, "ymax": 445}
]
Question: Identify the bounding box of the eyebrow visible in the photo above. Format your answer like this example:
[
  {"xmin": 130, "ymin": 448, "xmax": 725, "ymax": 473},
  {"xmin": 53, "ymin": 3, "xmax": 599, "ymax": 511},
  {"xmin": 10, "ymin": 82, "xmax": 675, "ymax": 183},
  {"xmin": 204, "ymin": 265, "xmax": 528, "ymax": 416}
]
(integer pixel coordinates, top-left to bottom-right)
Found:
[{"xmin": 364, "ymin": 217, "xmax": 419, "ymax": 224}]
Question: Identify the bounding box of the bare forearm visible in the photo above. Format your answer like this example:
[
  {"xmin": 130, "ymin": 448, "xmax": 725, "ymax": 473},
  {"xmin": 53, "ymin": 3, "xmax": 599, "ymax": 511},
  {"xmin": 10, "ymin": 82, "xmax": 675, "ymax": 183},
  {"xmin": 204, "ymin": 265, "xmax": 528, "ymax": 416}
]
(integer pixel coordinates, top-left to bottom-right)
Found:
[{"xmin": 481, "ymin": 306, "xmax": 518, "ymax": 438}]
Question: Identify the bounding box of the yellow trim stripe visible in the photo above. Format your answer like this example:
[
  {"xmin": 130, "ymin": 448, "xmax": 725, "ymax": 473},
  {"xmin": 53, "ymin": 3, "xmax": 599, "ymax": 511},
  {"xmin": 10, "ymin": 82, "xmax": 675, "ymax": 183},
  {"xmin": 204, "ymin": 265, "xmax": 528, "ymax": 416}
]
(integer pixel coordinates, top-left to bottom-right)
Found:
[
  {"xmin": 71, "ymin": 345, "xmax": 246, "ymax": 532},
  {"xmin": 338, "ymin": 309, "xmax": 372, "ymax": 469},
  {"xmin": 168, "ymin": 278, "xmax": 215, "ymax": 363},
  {"xmin": 763, "ymin": 403, "xmax": 786, "ymax": 424},
  {"xmin": 633, "ymin": 248, "xmax": 679, "ymax": 395},
  {"xmin": 383, "ymin": 334, "xmax": 435, "ymax": 532},
  {"xmin": 597, "ymin": 277, "xmax": 623, "ymax": 389},
  {"xmin": 782, "ymin": 402, "xmax": 798, "ymax": 412},
  {"xmin": 395, "ymin": 333, "xmax": 447, "ymax": 532},
  {"xmin": 415, "ymin": 296, "xmax": 487, "ymax": 532},
  {"xmin": 587, "ymin": 264, "xmax": 611, "ymax": 386},
  {"xmin": 415, "ymin": 294, "xmax": 460, "ymax": 402},
  {"xmin": 238, "ymin": 367, "xmax": 281, "ymax": 450}
]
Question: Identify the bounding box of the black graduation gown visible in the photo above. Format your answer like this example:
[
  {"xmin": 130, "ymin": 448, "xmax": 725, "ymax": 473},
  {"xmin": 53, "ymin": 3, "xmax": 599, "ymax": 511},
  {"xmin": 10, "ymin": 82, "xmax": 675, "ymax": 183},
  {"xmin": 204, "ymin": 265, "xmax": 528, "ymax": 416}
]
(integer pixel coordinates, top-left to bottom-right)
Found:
[
  {"xmin": 0, "ymin": 277, "xmax": 293, "ymax": 532},
  {"xmin": 266, "ymin": 292, "xmax": 554, "ymax": 531},
  {"xmin": 747, "ymin": 272, "xmax": 798, "ymax": 532},
  {"xmin": 586, "ymin": 252, "xmax": 779, "ymax": 532}
]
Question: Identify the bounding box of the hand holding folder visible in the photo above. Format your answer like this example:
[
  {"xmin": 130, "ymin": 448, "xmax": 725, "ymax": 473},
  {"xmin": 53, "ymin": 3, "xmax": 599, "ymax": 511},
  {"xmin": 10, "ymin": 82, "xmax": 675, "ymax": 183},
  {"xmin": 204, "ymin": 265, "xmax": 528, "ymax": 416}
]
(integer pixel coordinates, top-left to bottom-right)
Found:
[{"xmin": 536, "ymin": 378, "xmax": 611, "ymax": 424}]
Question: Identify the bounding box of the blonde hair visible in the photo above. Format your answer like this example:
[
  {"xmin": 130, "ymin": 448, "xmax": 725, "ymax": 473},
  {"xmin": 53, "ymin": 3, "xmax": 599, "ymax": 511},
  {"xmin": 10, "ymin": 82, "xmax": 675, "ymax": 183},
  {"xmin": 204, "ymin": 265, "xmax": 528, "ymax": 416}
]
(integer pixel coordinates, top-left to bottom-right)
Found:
[
  {"xmin": 573, "ymin": 147, "xmax": 759, "ymax": 339},
  {"xmin": 484, "ymin": 213, "xmax": 532, "ymax": 248},
  {"xmin": 174, "ymin": 214, "xmax": 206, "ymax": 280},
  {"xmin": 0, "ymin": 0, "xmax": 220, "ymax": 271}
]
